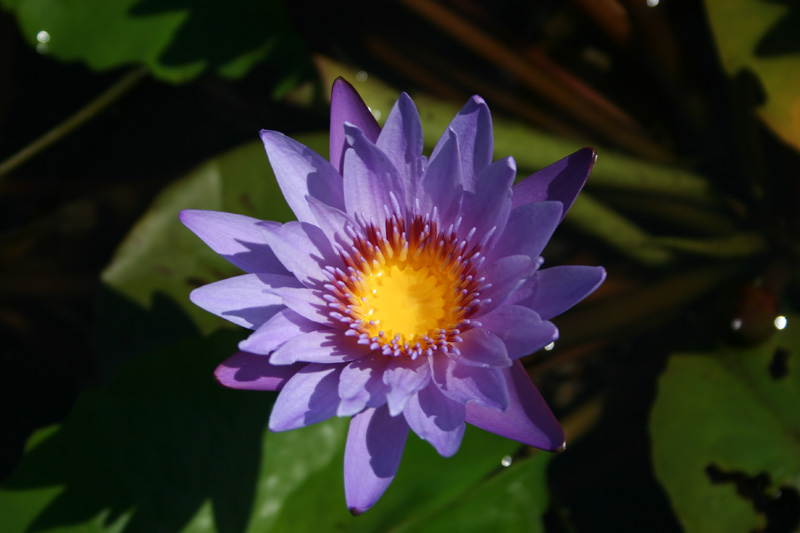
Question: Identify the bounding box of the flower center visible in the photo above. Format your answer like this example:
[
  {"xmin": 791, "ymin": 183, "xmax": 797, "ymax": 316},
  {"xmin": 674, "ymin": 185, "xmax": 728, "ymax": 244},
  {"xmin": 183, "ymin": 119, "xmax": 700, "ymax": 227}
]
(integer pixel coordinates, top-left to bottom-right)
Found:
[
  {"xmin": 323, "ymin": 214, "xmax": 487, "ymax": 359},
  {"xmin": 355, "ymin": 263, "xmax": 455, "ymax": 342}
]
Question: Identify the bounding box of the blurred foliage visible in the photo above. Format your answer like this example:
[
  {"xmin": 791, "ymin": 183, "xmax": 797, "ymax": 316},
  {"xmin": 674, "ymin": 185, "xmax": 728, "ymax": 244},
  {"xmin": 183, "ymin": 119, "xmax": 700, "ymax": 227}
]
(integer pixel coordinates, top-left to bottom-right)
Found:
[
  {"xmin": 704, "ymin": 0, "xmax": 800, "ymax": 150},
  {"xmin": 0, "ymin": 0, "xmax": 311, "ymax": 89},
  {"xmin": 651, "ymin": 316, "xmax": 800, "ymax": 531}
]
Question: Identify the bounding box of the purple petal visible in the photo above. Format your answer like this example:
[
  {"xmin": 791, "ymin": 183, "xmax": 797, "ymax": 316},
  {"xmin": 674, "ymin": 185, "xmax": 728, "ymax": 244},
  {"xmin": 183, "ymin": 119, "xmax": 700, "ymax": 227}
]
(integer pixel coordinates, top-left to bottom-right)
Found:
[
  {"xmin": 403, "ymin": 384, "xmax": 465, "ymax": 457},
  {"xmin": 342, "ymin": 124, "xmax": 406, "ymax": 222},
  {"xmin": 238, "ymin": 308, "xmax": 320, "ymax": 355},
  {"xmin": 189, "ymin": 273, "xmax": 292, "ymax": 329},
  {"xmin": 454, "ymin": 328, "xmax": 511, "ymax": 368},
  {"xmin": 265, "ymin": 285, "xmax": 333, "ymax": 326},
  {"xmin": 478, "ymin": 306, "xmax": 558, "ymax": 359},
  {"xmin": 418, "ymin": 127, "xmax": 463, "ymax": 222},
  {"xmin": 179, "ymin": 210, "xmax": 288, "ymax": 275},
  {"xmin": 458, "ymin": 157, "xmax": 515, "ymax": 244},
  {"xmin": 430, "ymin": 95, "xmax": 493, "ymax": 192},
  {"xmin": 382, "ymin": 356, "xmax": 431, "ymax": 416},
  {"xmin": 478, "ymin": 255, "xmax": 538, "ymax": 316},
  {"xmin": 431, "ymin": 356, "xmax": 509, "ymax": 411},
  {"xmin": 465, "ymin": 360, "xmax": 564, "ymax": 451},
  {"xmin": 306, "ymin": 195, "xmax": 354, "ymax": 244},
  {"xmin": 338, "ymin": 354, "xmax": 390, "ymax": 416},
  {"xmin": 214, "ymin": 351, "xmax": 305, "ymax": 391},
  {"xmin": 258, "ymin": 220, "xmax": 341, "ymax": 288},
  {"xmin": 513, "ymin": 265, "xmax": 606, "ymax": 320},
  {"xmin": 330, "ymin": 77, "xmax": 381, "ymax": 175},
  {"xmin": 376, "ymin": 92, "xmax": 424, "ymax": 211},
  {"xmin": 260, "ymin": 130, "xmax": 345, "ymax": 223},
  {"xmin": 344, "ymin": 405, "xmax": 409, "ymax": 515},
  {"xmin": 269, "ymin": 364, "xmax": 342, "ymax": 431},
  {"xmin": 488, "ymin": 201, "xmax": 563, "ymax": 262},
  {"xmin": 269, "ymin": 329, "xmax": 372, "ymax": 365},
  {"xmin": 512, "ymin": 147, "xmax": 596, "ymax": 220}
]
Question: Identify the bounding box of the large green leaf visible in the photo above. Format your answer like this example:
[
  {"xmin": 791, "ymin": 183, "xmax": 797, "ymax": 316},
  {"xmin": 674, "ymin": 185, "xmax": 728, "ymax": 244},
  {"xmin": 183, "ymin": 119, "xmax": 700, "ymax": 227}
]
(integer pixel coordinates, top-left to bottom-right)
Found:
[
  {"xmin": 705, "ymin": 0, "xmax": 800, "ymax": 150},
  {"xmin": 94, "ymin": 136, "xmax": 312, "ymax": 375},
  {"xmin": 0, "ymin": 327, "xmax": 549, "ymax": 532},
  {"xmin": 650, "ymin": 315, "xmax": 800, "ymax": 531},
  {"xmin": 1, "ymin": 0, "xmax": 309, "ymax": 84}
]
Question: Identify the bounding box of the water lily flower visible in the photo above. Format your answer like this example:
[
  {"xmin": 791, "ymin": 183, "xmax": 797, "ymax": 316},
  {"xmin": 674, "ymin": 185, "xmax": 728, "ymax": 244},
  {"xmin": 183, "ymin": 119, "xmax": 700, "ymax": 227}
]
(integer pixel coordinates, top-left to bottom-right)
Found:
[{"xmin": 181, "ymin": 78, "xmax": 605, "ymax": 514}]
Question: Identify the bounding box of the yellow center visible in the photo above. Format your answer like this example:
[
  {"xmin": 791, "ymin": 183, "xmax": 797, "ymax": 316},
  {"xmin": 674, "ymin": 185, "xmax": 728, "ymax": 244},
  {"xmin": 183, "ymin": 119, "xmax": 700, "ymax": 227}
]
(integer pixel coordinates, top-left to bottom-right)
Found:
[
  {"xmin": 354, "ymin": 264, "xmax": 455, "ymax": 343},
  {"xmin": 328, "ymin": 215, "xmax": 484, "ymax": 358}
]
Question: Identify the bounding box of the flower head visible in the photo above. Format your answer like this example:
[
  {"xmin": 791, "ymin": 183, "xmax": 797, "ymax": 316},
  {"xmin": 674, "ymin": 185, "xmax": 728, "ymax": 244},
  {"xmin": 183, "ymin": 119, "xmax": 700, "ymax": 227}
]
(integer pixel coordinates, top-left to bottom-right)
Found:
[{"xmin": 181, "ymin": 79, "xmax": 605, "ymax": 514}]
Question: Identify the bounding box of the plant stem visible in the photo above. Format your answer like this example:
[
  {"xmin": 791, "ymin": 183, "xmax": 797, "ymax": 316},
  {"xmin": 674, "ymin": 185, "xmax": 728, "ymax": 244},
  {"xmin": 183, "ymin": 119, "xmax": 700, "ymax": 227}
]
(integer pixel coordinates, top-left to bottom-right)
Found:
[{"xmin": 0, "ymin": 66, "xmax": 148, "ymax": 180}]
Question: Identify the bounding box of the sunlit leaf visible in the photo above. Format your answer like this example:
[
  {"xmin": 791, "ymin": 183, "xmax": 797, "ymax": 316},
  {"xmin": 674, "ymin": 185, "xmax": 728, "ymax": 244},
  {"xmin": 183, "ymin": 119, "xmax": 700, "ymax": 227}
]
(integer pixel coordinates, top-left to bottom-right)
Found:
[
  {"xmin": 705, "ymin": 0, "xmax": 800, "ymax": 150},
  {"xmin": 1, "ymin": 0, "xmax": 310, "ymax": 85},
  {"xmin": 650, "ymin": 315, "xmax": 800, "ymax": 531}
]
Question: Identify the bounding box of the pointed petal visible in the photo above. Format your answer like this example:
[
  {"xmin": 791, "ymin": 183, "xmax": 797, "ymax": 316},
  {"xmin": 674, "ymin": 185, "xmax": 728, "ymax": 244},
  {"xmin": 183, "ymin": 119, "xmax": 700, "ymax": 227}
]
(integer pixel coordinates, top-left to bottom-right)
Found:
[
  {"xmin": 269, "ymin": 329, "xmax": 372, "ymax": 365},
  {"xmin": 382, "ymin": 357, "xmax": 431, "ymax": 416},
  {"xmin": 189, "ymin": 273, "xmax": 293, "ymax": 329},
  {"xmin": 488, "ymin": 201, "xmax": 563, "ymax": 262},
  {"xmin": 259, "ymin": 221, "xmax": 341, "ymax": 287},
  {"xmin": 455, "ymin": 328, "xmax": 511, "ymax": 368},
  {"xmin": 306, "ymin": 195, "xmax": 355, "ymax": 244},
  {"xmin": 260, "ymin": 130, "xmax": 345, "ymax": 223},
  {"xmin": 238, "ymin": 308, "xmax": 320, "ymax": 355},
  {"xmin": 465, "ymin": 360, "xmax": 564, "ymax": 451},
  {"xmin": 342, "ymin": 124, "xmax": 406, "ymax": 222},
  {"xmin": 478, "ymin": 255, "xmax": 537, "ymax": 316},
  {"xmin": 478, "ymin": 306, "xmax": 558, "ymax": 359},
  {"xmin": 419, "ymin": 127, "xmax": 463, "ymax": 222},
  {"xmin": 330, "ymin": 77, "xmax": 381, "ymax": 174},
  {"xmin": 512, "ymin": 147, "xmax": 596, "ymax": 220},
  {"xmin": 179, "ymin": 210, "xmax": 288, "ymax": 274},
  {"xmin": 376, "ymin": 93, "xmax": 424, "ymax": 211},
  {"xmin": 431, "ymin": 356, "xmax": 509, "ymax": 411},
  {"xmin": 266, "ymin": 284, "xmax": 332, "ymax": 326},
  {"xmin": 458, "ymin": 157, "xmax": 515, "ymax": 244},
  {"xmin": 404, "ymin": 384, "xmax": 465, "ymax": 457},
  {"xmin": 269, "ymin": 364, "xmax": 342, "ymax": 431},
  {"xmin": 345, "ymin": 405, "xmax": 409, "ymax": 515},
  {"xmin": 431, "ymin": 95, "xmax": 493, "ymax": 192},
  {"xmin": 514, "ymin": 265, "xmax": 606, "ymax": 320},
  {"xmin": 214, "ymin": 351, "xmax": 305, "ymax": 391},
  {"xmin": 338, "ymin": 354, "xmax": 390, "ymax": 416}
]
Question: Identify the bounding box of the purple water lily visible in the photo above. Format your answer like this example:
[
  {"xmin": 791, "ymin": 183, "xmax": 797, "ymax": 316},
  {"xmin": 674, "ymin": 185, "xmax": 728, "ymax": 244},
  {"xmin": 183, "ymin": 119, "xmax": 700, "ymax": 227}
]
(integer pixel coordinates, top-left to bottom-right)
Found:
[{"xmin": 181, "ymin": 79, "xmax": 605, "ymax": 514}]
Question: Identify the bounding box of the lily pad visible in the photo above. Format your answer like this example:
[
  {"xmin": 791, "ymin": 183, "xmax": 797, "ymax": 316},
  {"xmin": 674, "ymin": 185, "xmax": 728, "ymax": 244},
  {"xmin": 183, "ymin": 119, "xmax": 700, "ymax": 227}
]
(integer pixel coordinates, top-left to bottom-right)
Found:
[
  {"xmin": 94, "ymin": 135, "xmax": 314, "ymax": 375},
  {"xmin": 705, "ymin": 0, "xmax": 800, "ymax": 150},
  {"xmin": 0, "ymin": 328, "xmax": 549, "ymax": 532},
  {"xmin": 1, "ymin": 0, "xmax": 309, "ymax": 85},
  {"xmin": 650, "ymin": 315, "xmax": 800, "ymax": 531}
]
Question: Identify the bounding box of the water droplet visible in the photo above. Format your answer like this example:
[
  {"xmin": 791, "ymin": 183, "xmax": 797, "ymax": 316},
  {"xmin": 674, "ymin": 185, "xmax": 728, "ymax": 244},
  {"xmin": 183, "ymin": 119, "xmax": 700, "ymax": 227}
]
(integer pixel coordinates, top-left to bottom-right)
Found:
[
  {"xmin": 501, "ymin": 455, "xmax": 512, "ymax": 467},
  {"xmin": 36, "ymin": 30, "xmax": 50, "ymax": 43},
  {"xmin": 774, "ymin": 315, "xmax": 787, "ymax": 330},
  {"xmin": 356, "ymin": 71, "xmax": 368, "ymax": 82},
  {"xmin": 36, "ymin": 42, "xmax": 49, "ymax": 54},
  {"xmin": 731, "ymin": 318, "xmax": 743, "ymax": 331},
  {"xmin": 646, "ymin": 0, "xmax": 660, "ymax": 6},
  {"xmin": 370, "ymin": 108, "xmax": 382, "ymax": 121},
  {"xmin": 544, "ymin": 342, "xmax": 555, "ymax": 351}
]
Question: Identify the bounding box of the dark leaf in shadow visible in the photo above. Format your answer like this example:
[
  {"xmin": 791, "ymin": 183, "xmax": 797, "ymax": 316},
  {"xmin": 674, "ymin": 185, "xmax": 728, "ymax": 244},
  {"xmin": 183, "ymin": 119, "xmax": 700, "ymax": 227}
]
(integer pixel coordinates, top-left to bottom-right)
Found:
[{"xmin": 1, "ymin": 330, "xmax": 273, "ymax": 533}]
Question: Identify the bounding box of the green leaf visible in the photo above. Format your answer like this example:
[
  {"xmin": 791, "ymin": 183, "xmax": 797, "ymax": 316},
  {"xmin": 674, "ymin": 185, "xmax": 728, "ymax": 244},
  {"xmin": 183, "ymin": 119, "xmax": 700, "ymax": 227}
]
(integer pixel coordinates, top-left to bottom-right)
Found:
[
  {"xmin": 94, "ymin": 135, "xmax": 321, "ymax": 374},
  {"xmin": 1, "ymin": 328, "xmax": 549, "ymax": 532},
  {"xmin": 705, "ymin": 0, "xmax": 800, "ymax": 150},
  {"xmin": 650, "ymin": 316, "xmax": 800, "ymax": 531},
  {"xmin": 1, "ymin": 0, "xmax": 310, "ymax": 84}
]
